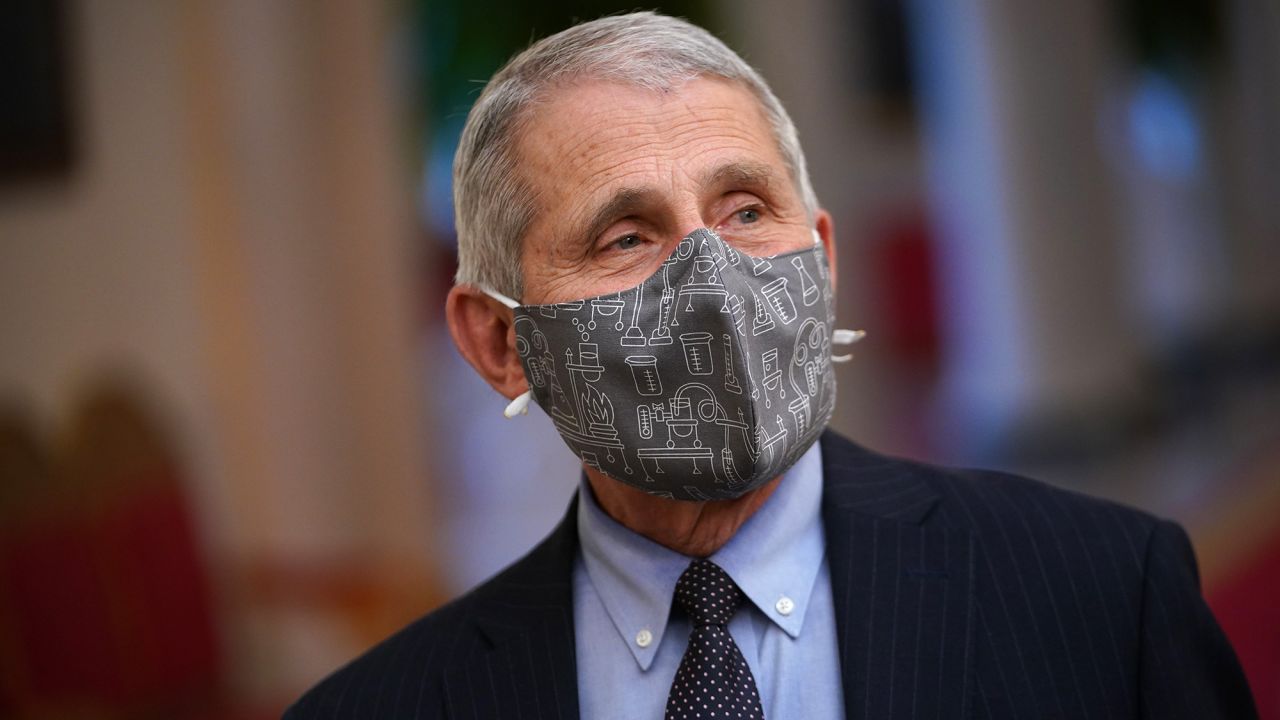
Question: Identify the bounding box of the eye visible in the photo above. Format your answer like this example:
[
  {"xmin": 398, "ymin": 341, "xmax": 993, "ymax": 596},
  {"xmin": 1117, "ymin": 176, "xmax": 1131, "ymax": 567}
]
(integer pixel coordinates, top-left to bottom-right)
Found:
[
  {"xmin": 735, "ymin": 208, "xmax": 761, "ymax": 224},
  {"xmin": 612, "ymin": 234, "xmax": 643, "ymax": 251}
]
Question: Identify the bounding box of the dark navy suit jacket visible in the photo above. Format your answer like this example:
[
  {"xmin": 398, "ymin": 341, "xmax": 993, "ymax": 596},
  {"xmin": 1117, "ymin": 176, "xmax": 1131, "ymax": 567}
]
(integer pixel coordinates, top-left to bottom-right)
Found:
[{"xmin": 286, "ymin": 432, "xmax": 1256, "ymax": 718}]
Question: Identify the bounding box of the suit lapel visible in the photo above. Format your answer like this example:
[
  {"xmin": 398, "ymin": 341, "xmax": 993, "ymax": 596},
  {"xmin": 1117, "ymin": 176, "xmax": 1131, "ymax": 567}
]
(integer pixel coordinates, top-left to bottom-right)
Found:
[
  {"xmin": 820, "ymin": 433, "xmax": 976, "ymax": 720},
  {"xmin": 438, "ymin": 436, "xmax": 976, "ymax": 720},
  {"xmin": 442, "ymin": 497, "xmax": 581, "ymax": 720}
]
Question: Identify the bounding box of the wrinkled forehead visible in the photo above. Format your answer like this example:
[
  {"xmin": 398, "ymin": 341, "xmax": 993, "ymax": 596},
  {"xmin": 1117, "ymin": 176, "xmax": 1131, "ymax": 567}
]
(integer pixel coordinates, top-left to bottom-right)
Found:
[{"xmin": 511, "ymin": 76, "xmax": 791, "ymax": 227}]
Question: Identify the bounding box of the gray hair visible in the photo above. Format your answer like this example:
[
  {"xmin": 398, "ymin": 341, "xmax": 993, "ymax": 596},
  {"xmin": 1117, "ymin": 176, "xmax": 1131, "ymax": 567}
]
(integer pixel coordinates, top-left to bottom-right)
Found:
[{"xmin": 452, "ymin": 11, "xmax": 818, "ymax": 298}]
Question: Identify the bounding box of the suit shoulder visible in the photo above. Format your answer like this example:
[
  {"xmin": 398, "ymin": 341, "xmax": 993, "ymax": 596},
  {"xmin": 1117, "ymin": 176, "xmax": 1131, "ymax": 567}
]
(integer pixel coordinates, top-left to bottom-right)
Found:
[
  {"xmin": 284, "ymin": 517, "xmax": 575, "ymax": 719},
  {"xmin": 282, "ymin": 585, "xmax": 486, "ymax": 719},
  {"xmin": 896, "ymin": 452, "xmax": 1166, "ymax": 578},
  {"xmin": 940, "ymin": 459, "xmax": 1157, "ymax": 527},
  {"xmin": 825, "ymin": 432, "xmax": 1164, "ymax": 555},
  {"xmin": 825, "ymin": 432, "xmax": 1160, "ymax": 532}
]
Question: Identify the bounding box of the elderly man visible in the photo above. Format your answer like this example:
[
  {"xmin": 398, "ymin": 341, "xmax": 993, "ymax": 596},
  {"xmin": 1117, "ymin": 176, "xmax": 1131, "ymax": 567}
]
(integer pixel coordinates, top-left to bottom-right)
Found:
[{"xmin": 287, "ymin": 12, "xmax": 1254, "ymax": 720}]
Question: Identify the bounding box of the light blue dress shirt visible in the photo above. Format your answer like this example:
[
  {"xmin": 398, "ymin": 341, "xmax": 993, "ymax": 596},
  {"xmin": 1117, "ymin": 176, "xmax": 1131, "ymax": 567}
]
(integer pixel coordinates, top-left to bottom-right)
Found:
[{"xmin": 573, "ymin": 443, "xmax": 845, "ymax": 720}]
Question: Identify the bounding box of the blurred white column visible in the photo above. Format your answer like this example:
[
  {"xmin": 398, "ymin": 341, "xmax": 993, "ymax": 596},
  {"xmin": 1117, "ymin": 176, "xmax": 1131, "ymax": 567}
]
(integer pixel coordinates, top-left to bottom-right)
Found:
[
  {"xmin": 182, "ymin": 0, "xmax": 437, "ymax": 697},
  {"xmin": 908, "ymin": 0, "xmax": 1144, "ymax": 459}
]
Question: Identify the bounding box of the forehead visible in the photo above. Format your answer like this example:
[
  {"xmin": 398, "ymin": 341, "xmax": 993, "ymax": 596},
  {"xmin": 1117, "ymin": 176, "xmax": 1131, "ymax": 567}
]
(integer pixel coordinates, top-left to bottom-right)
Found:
[{"xmin": 513, "ymin": 76, "xmax": 790, "ymax": 225}]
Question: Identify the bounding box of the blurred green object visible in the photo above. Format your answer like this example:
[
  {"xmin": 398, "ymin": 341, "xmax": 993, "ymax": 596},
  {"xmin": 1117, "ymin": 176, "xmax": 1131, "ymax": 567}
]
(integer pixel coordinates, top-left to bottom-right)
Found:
[{"xmin": 414, "ymin": 0, "xmax": 715, "ymax": 127}]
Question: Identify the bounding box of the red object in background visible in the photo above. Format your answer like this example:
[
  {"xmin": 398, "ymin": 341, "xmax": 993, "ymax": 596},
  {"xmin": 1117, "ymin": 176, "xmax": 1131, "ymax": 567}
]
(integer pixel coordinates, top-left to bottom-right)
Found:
[
  {"xmin": 1209, "ymin": 524, "xmax": 1280, "ymax": 719},
  {"xmin": 0, "ymin": 472, "xmax": 225, "ymax": 717},
  {"xmin": 1, "ymin": 513, "xmax": 126, "ymax": 704},
  {"xmin": 869, "ymin": 211, "xmax": 941, "ymax": 368},
  {"xmin": 95, "ymin": 477, "xmax": 223, "ymax": 707},
  {"xmin": 0, "ymin": 382, "xmax": 279, "ymax": 719}
]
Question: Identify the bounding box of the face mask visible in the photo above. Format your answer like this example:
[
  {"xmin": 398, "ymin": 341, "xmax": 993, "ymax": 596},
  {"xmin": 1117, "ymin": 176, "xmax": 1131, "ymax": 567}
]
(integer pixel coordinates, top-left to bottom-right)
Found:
[{"xmin": 485, "ymin": 228, "xmax": 862, "ymax": 501}]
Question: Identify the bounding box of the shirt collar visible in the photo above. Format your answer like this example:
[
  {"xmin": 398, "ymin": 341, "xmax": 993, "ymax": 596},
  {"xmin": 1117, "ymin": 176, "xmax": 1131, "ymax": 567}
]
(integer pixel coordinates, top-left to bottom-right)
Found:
[
  {"xmin": 710, "ymin": 442, "xmax": 825, "ymax": 640},
  {"xmin": 576, "ymin": 443, "xmax": 826, "ymax": 670}
]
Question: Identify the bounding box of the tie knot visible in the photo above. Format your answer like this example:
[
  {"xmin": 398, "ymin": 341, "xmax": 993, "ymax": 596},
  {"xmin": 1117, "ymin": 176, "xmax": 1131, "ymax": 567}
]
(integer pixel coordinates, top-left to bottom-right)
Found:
[{"xmin": 674, "ymin": 559, "xmax": 744, "ymax": 627}]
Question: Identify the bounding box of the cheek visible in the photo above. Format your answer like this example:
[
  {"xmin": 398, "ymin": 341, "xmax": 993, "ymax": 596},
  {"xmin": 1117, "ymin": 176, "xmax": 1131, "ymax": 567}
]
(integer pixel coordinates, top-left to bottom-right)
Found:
[
  {"xmin": 721, "ymin": 222, "xmax": 813, "ymax": 258},
  {"xmin": 529, "ymin": 258, "xmax": 662, "ymax": 304},
  {"xmin": 589, "ymin": 243, "xmax": 676, "ymax": 288}
]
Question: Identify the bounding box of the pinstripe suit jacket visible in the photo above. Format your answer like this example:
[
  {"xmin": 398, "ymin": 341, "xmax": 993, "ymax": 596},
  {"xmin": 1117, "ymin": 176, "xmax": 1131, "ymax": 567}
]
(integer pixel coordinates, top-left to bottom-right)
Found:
[{"xmin": 285, "ymin": 432, "xmax": 1256, "ymax": 718}]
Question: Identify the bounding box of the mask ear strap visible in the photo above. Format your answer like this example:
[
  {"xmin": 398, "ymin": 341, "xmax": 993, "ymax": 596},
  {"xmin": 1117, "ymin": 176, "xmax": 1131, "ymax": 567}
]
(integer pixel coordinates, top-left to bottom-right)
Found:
[
  {"xmin": 473, "ymin": 284, "xmax": 531, "ymax": 416},
  {"xmin": 481, "ymin": 285, "xmax": 521, "ymax": 310},
  {"xmin": 504, "ymin": 390, "xmax": 532, "ymax": 418},
  {"xmin": 832, "ymin": 328, "xmax": 866, "ymax": 363},
  {"xmin": 812, "ymin": 227, "xmax": 861, "ymax": 363}
]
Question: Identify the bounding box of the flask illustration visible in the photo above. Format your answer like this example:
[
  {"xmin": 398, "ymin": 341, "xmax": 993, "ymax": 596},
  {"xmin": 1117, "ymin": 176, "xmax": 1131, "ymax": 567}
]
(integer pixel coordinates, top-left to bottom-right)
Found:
[
  {"xmin": 792, "ymin": 256, "xmax": 819, "ymax": 306},
  {"xmin": 751, "ymin": 286, "xmax": 775, "ymax": 336}
]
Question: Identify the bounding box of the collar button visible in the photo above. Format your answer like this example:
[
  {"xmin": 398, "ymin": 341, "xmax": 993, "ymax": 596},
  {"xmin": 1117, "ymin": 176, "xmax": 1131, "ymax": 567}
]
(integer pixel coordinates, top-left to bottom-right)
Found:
[
  {"xmin": 775, "ymin": 596, "xmax": 795, "ymax": 616},
  {"xmin": 635, "ymin": 628, "xmax": 653, "ymax": 648}
]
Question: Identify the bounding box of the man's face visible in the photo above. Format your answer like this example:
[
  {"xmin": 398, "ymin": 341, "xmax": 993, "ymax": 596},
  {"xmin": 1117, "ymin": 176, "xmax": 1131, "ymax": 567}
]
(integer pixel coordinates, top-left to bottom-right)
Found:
[{"xmin": 514, "ymin": 77, "xmax": 816, "ymax": 304}]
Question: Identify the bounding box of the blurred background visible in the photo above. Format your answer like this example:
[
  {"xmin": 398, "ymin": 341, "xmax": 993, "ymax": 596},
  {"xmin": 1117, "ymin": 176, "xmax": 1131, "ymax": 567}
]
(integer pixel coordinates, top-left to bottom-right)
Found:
[{"xmin": 1, "ymin": 0, "xmax": 1276, "ymax": 717}]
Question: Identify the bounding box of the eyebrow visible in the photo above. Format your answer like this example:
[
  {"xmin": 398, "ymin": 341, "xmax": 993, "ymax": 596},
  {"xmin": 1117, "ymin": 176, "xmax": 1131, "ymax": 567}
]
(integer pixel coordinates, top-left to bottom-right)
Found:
[
  {"xmin": 568, "ymin": 160, "xmax": 785, "ymax": 249},
  {"xmin": 698, "ymin": 160, "xmax": 781, "ymax": 196},
  {"xmin": 573, "ymin": 187, "xmax": 663, "ymax": 250}
]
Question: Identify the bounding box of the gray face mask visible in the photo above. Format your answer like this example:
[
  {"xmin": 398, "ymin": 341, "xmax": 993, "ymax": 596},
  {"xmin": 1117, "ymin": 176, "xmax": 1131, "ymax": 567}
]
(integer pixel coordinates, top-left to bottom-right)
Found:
[{"xmin": 485, "ymin": 228, "xmax": 862, "ymax": 501}]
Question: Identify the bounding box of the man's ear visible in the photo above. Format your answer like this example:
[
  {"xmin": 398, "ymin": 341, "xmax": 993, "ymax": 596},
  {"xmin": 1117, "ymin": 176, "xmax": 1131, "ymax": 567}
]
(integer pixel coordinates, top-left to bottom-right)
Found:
[
  {"xmin": 445, "ymin": 285, "xmax": 529, "ymax": 400},
  {"xmin": 815, "ymin": 209, "xmax": 838, "ymax": 292}
]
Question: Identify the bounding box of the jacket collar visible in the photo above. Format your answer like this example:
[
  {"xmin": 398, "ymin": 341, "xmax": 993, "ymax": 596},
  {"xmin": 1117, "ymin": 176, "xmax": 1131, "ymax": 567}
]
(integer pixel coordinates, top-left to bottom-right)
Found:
[
  {"xmin": 818, "ymin": 430, "xmax": 942, "ymax": 523},
  {"xmin": 818, "ymin": 432, "xmax": 977, "ymax": 719},
  {"xmin": 443, "ymin": 495, "xmax": 582, "ymax": 720},
  {"xmin": 448, "ymin": 432, "xmax": 975, "ymax": 719}
]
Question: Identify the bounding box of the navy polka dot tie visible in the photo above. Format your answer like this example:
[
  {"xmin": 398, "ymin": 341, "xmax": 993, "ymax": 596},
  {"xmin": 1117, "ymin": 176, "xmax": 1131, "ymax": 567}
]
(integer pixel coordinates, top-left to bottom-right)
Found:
[{"xmin": 665, "ymin": 559, "xmax": 765, "ymax": 720}]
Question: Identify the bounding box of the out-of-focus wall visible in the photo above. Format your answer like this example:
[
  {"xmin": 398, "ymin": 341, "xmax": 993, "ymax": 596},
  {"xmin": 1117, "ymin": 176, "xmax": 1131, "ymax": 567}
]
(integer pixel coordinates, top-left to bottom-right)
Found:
[
  {"xmin": 0, "ymin": 0, "xmax": 440, "ymax": 711},
  {"xmin": 0, "ymin": 1, "xmax": 203, "ymax": 473}
]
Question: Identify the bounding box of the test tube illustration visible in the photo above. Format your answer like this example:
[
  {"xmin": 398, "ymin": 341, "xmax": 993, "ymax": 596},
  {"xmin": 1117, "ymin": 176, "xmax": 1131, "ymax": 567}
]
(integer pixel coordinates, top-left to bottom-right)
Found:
[
  {"xmin": 761, "ymin": 277, "xmax": 798, "ymax": 325},
  {"xmin": 621, "ymin": 285, "xmax": 647, "ymax": 346},
  {"xmin": 625, "ymin": 356, "xmax": 664, "ymax": 396},
  {"xmin": 723, "ymin": 334, "xmax": 742, "ymax": 394},
  {"xmin": 679, "ymin": 332, "xmax": 715, "ymax": 375},
  {"xmin": 751, "ymin": 287, "xmax": 775, "ymax": 336},
  {"xmin": 761, "ymin": 348, "xmax": 782, "ymax": 408}
]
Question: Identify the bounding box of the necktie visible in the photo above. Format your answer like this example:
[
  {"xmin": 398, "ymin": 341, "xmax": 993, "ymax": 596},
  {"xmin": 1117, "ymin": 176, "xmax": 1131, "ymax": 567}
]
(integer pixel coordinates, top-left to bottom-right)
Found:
[{"xmin": 665, "ymin": 559, "xmax": 765, "ymax": 720}]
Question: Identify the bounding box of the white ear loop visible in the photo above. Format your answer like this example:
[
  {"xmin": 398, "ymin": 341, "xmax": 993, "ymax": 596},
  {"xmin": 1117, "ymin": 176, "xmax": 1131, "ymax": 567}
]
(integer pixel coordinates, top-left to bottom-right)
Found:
[
  {"xmin": 477, "ymin": 285, "xmax": 533, "ymax": 417},
  {"xmin": 483, "ymin": 286, "xmax": 521, "ymax": 310},
  {"xmin": 832, "ymin": 328, "xmax": 866, "ymax": 363},
  {"xmin": 811, "ymin": 227, "xmax": 866, "ymax": 363},
  {"xmin": 504, "ymin": 391, "xmax": 532, "ymax": 418}
]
